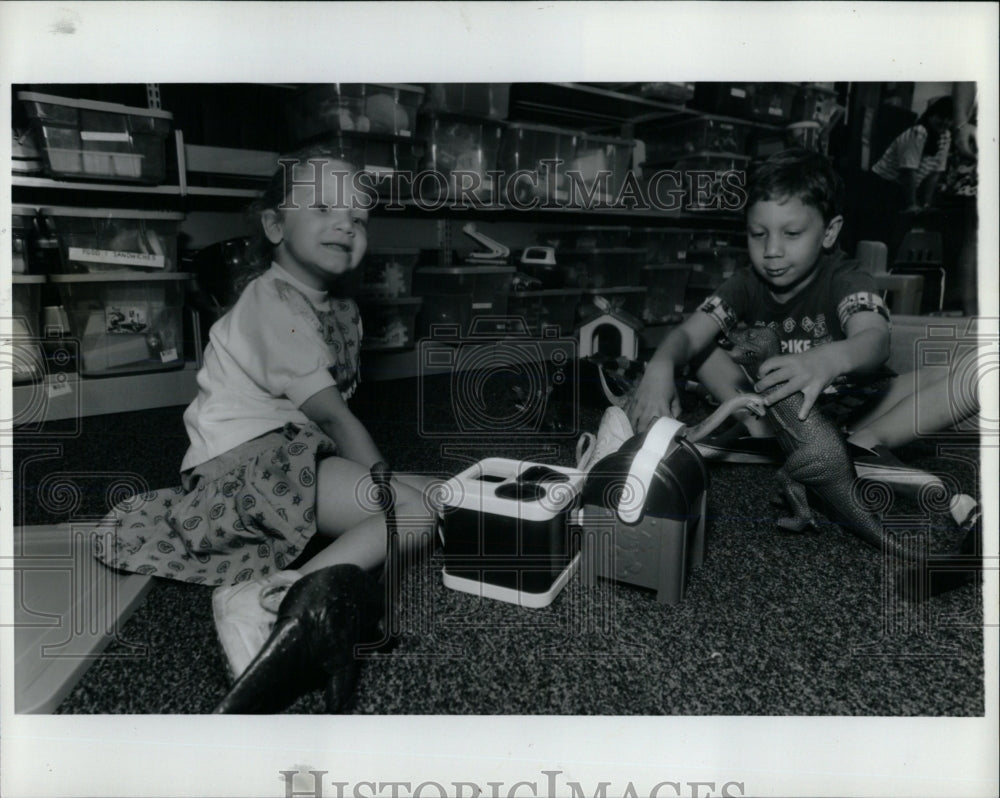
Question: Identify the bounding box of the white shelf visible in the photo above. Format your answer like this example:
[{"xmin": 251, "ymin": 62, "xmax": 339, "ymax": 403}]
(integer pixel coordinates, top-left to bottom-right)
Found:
[
  {"xmin": 12, "ymin": 175, "xmax": 183, "ymax": 195},
  {"xmin": 12, "ymin": 363, "xmax": 200, "ymax": 424}
]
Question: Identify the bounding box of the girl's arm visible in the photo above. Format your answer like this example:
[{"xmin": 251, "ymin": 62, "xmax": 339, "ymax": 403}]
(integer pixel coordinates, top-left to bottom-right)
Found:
[
  {"xmin": 754, "ymin": 311, "xmax": 890, "ymax": 420},
  {"xmin": 898, "ymin": 168, "xmax": 921, "ymax": 210},
  {"xmin": 300, "ymin": 385, "xmax": 385, "ymax": 468}
]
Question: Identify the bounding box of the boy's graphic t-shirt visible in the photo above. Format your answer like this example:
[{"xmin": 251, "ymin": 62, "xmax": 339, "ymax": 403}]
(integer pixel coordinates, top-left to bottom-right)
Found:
[{"xmin": 698, "ymin": 249, "xmax": 893, "ymax": 382}]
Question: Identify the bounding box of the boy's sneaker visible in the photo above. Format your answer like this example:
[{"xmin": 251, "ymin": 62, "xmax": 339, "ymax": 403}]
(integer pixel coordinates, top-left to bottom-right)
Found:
[
  {"xmin": 212, "ymin": 569, "xmax": 302, "ymax": 680},
  {"xmin": 694, "ymin": 422, "xmax": 784, "ymax": 464},
  {"xmin": 577, "ymin": 406, "xmax": 634, "ymax": 471},
  {"xmin": 847, "ymin": 442, "xmax": 945, "ymax": 494}
]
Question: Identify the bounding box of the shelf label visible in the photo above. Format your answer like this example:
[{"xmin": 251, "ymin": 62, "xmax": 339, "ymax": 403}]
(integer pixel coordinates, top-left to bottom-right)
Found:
[
  {"xmin": 160, "ymin": 347, "xmax": 179, "ymax": 363},
  {"xmin": 768, "ymin": 104, "xmax": 784, "ymax": 116},
  {"xmin": 730, "ymin": 87, "xmax": 747, "ymax": 98},
  {"xmin": 47, "ymin": 374, "xmax": 73, "ymax": 399},
  {"xmin": 69, "ymin": 247, "xmax": 166, "ymax": 269},
  {"xmin": 80, "ymin": 130, "xmax": 132, "ymax": 143}
]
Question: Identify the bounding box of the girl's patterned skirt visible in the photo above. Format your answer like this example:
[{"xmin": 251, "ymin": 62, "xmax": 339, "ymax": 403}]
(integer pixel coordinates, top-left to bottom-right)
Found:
[{"xmin": 93, "ymin": 423, "xmax": 336, "ymax": 586}]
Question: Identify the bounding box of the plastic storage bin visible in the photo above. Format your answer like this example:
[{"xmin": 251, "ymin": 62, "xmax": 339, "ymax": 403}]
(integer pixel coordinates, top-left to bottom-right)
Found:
[
  {"xmin": 668, "ymin": 153, "xmax": 751, "ymax": 212},
  {"xmin": 640, "ymin": 265, "xmax": 692, "ymax": 324},
  {"xmin": 635, "ymin": 83, "xmax": 696, "ymax": 103},
  {"xmin": 579, "ymin": 286, "xmax": 648, "ymax": 321},
  {"xmin": 506, "ymin": 288, "xmax": 583, "ymax": 336},
  {"xmin": 630, "ymin": 227, "xmax": 697, "ymax": 263},
  {"xmin": 19, "ymin": 91, "xmax": 173, "ymax": 184},
  {"xmin": 569, "ymin": 132, "xmax": 635, "ymax": 205},
  {"xmin": 497, "ymin": 122, "xmax": 578, "ymax": 204},
  {"xmin": 49, "ymin": 273, "xmax": 190, "ymax": 376},
  {"xmin": 10, "ymin": 274, "xmax": 47, "ymax": 383},
  {"xmin": 351, "ymin": 249, "xmax": 420, "ymax": 299},
  {"xmin": 639, "ymin": 114, "xmax": 753, "ymax": 163},
  {"xmin": 748, "ymin": 83, "xmax": 799, "ymax": 123},
  {"xmin": 40, "ymin": 206, "xmax": 184, "ymax": 274},
  {"xmin": 288, "ymin": 130, "xmax": 423, "ymax": 197},
  {"xmin": 413, "ymin": 265, "xmax": 514, "ymax": 334},
  {"xmin": 422, "ymin": 83, "xmax": 510, "ymax": 119},
  {"xmin": 545, "ymin": 225, "xmax": 632, "ymax": 250},
  {"xmin": 792, "ymin": 83, "xmax": 839, "ymax": 123},
  {"xmin": 557, "ymin": 248, "xmax": 646, "ymax": 290},
  {"xmin": 12, "ymin": 205, "xmax": 40, "ymax": 274},
  {"xmin": 417, "ymin": 112, "xmax": 505, "ymax": 200},
  {"xmin": 359, "ymin": 297, "xmax": 422, "ymax": 351},
  {"xmin": 286, "ymin": 83, "xmax": 425, "ymax": 142},
  {"xmin": 440, "ymin": 458, "xmax": 585, "ymax": 608}
]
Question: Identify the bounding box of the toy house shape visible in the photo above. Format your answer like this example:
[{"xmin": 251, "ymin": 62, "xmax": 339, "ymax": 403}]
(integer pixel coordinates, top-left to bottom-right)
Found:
[{"xmin": 575, "ymin": 296, "xmax": 642, "ymax": 359}]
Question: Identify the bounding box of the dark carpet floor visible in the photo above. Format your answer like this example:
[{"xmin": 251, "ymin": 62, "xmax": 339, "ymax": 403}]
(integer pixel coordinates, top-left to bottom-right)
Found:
[{"xmin": 13, "ymin": 369, "xmax": 986, "ymax": 716}]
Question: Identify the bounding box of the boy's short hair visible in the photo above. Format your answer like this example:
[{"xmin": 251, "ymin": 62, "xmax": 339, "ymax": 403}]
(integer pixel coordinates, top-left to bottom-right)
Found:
[{"xmin": 745, "ymin": 148, "xmax": 844, "ymax": 223}]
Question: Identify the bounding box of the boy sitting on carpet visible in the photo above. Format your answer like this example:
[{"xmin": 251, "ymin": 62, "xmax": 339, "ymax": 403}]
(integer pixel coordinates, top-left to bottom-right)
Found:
[{"xmin": 628, "ymin": 148, "xmax": 981, "ymax": 490}]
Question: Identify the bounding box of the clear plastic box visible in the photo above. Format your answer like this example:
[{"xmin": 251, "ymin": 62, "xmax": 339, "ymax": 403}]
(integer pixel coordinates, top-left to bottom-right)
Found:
[
  {"xmin": 299, "ymin": 130, "xmax": 424, "ymax": 196},
  {"xmin": 286, "ymin": 83, "xmax": 425, "ymax": 142},
  {"xmin": 351, "ymin": 249, "xmax": 420, "ymax": 299},
  {"xmin": 48, "ymin": 273, "xmax": 190, "ymax": 376},
  {"xmin": 417, "ymin": 112, "xmax": 506, "ymax": 200},
  {"xmin": 557, "ymin": 248, "xmax": 646, "ymax": 290},
  {"xmin": 19, "ymin": 91, "xmax": 173, "ymax": 184},
  {"xmin": 544, "ymin": 225, "xmax": 632, "ymax": 250},
  {"xmin": 568, "ymin": 132, "xmax": 635, "ymax": 205},
  {"xmin": 630, "ymin": 227, "xmax": 697, "ymax": 263},
  {"xmin": 497, "ymin": 122, "xmax": 578, "ymax": 204},
  {"xmin": 413, "ymin": 265, "xmax": 514, "ymax": 307},
  {"xmin": 506, "ymin": 288, "xmax": 583, "ymax": 336},
  {"xmin": 578, "ymin": 286, "xmax": 648, "ymax": 321},
  {"xmin": 359, "ymin": 297, "xmax": 422, "ymax": 351},
  {"xmin": 670, "ymin": 153, "xmax": 751, "ymax": 211},
  {"xmin": 640, "ymin": 264, "xmax": 692, "ymax": 324},
  {"xmin": 40, "ymin": 206, "xmax": 185, "ymax": 274},
  {"xmin": 636, "ymin": 83, "xmax": 696, "ymax": 103},
  {"xmin": 423, "ymin": 84, "xmax": 510, "ymax": 119},
  {"xmin": 640, "ymin": 114, "xmax": 754, "ymax": 163},
  {"xmin": 12, "ymin": 205, "xmax": 40, "ymax": 274},
  {"xmin": 10, "ymin": 274, "xmax": 47, "ymax": 383},
  {"xmin": 748, "ymin": 83, "xmax": 799, "ymax": 123}
]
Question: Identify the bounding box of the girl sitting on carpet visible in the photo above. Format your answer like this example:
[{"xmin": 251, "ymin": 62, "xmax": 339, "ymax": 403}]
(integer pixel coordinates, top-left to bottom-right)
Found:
[{"xmin": 93, "ymin": 146, "xmax": 437, "ymax": 677}]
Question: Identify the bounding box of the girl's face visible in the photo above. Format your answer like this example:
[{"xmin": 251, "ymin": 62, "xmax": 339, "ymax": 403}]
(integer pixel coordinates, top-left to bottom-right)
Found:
[
  {"xmin": 746, "ymin": 195, "xmax": 843, "ymax": 302},
  {"xmin": 263, "ymin": 159, "xmax": 370, "ymax": 291}
]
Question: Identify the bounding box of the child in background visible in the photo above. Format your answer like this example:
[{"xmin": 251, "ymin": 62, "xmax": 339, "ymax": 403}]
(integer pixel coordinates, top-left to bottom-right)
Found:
[
  {"xmin": 94, "ymin": 146, "xmax": 437, "ymax": 676},
  {"xmin": 628, "ymin": 148, "xmax": 979, "ymax": 489}
]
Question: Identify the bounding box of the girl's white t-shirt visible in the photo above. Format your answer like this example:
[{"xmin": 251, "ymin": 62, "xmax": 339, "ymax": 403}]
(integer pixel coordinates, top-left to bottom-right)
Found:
[{"xmin": 181, "ymin": 263, "xmax": 362, "ymax": 471}]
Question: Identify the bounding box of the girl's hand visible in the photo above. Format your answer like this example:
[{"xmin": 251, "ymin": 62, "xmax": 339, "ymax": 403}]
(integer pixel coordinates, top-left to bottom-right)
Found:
[
  {"xmin": 628, "ymin": 361, "xmax": 682, "ymax": 434},
  {"xmin": 753, "ymin": 348, "xmax": 841, "ymax": 420}
]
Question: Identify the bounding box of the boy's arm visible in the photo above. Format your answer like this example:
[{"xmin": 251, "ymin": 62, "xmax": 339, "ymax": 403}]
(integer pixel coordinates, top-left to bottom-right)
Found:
[
  {"xmin": 629, "ymin": 311, "xmax": 722, "ymax": 432},
  {"xmin": 299, "ymin": 385, "xmax": 385, "ymax": 469},
  {"xmin": 754, "ymin": 311, "xmax": 890, "ymax": 420}
]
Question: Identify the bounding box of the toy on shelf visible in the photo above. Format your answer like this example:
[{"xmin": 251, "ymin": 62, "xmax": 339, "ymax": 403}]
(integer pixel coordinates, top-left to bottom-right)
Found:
[{"xmin": 575, "ymin": 293, "xmax": 643, "ymax": 360}]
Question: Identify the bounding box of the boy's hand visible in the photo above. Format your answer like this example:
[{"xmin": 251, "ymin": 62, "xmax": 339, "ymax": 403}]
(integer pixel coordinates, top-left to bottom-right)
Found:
[
  {"xmin": 628, "ymin": 361, "xmax": 682, "ymax": 433},
  {"xmin": 754, "ymin": 348, "xmax": 841, "ymax": 420}
]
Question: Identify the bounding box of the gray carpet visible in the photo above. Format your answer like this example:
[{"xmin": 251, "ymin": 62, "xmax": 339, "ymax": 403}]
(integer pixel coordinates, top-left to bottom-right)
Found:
[{"xmin": 13, "ymin": 372, "xmax": 985, "ymax": 715}]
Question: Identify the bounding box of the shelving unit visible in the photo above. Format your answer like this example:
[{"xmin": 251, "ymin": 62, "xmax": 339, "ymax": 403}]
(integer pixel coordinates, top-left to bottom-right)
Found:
[{"xmin": 10, "ymin": 81, "xmax": 801, "ymax": 421}]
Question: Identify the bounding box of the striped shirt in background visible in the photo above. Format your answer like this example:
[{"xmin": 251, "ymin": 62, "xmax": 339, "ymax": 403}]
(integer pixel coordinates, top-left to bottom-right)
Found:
[{"xmin": 872, "ymin": 125, "xmax": 951, "ymax": 185}]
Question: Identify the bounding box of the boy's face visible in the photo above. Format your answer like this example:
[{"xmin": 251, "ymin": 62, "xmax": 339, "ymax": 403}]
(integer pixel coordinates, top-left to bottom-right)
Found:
[
  {"xmin": 263, "ymin": 158, "xmax": 371, "ymax": 291},
  {"xmin": 746, "ymin": 195, "xmax": 843, "ymax": 300}
]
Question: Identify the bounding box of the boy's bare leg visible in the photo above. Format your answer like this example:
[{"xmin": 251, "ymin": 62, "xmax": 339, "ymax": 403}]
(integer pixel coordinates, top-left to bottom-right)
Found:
[{"xmin": 848, "ymin": 368, "xmax": 980, "ymax": 450}]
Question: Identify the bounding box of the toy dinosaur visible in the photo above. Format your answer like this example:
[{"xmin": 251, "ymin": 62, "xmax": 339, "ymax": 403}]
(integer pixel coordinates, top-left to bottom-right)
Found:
[{"xmin": 725, "ymin": 325, "xmax": 915, "ymax": 559}]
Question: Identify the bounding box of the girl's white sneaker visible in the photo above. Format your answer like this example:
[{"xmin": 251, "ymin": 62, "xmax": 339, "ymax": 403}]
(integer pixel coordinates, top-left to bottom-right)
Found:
[{"xmin": 212, "ymin": 569, "xmax": 302, "ymax": 680}]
